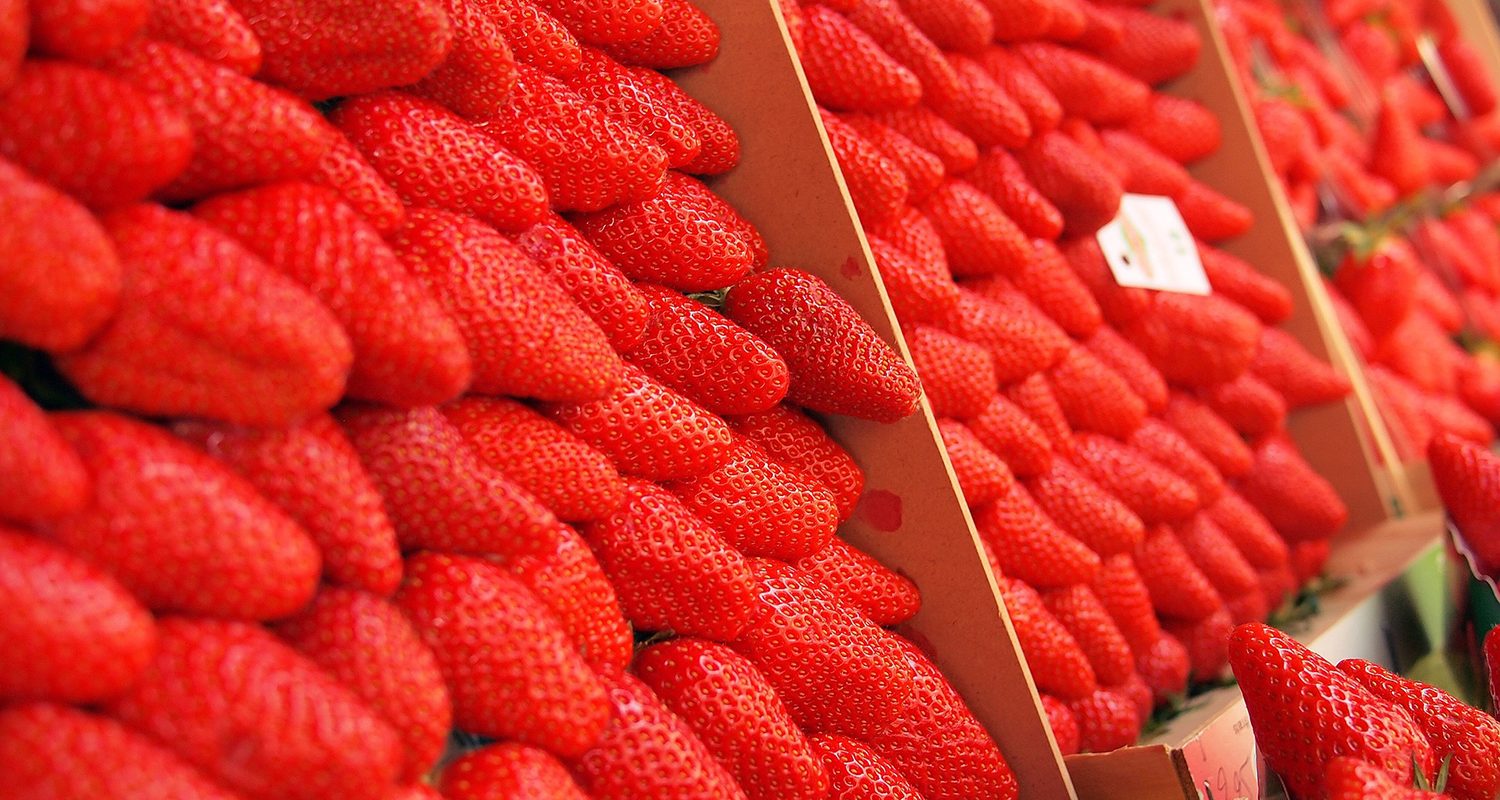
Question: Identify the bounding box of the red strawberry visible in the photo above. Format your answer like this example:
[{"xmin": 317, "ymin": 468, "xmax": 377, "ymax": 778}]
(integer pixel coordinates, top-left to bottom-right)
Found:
[
  {"xmin": 2, "ymin": 703, "xmax": 240, "ymax": 800},
  {"xmin": 391, "ymin": 207, "xmax": 622, "ymax": 401},
  {"xmin": 627, "ymin": 285, "xmax": 789, "ymax": 415},
  {"xmin": 899, "ymin": 0, "xmax": 992, "ymax": 51},
  {"xmin": 872, "ymin": 107, "xmax": 979, "ymax": 172},
  {"xmin": 331, "ymin": 91, "xmax": 548, "ymax": 232},
  {"xmin": 1199, "ymin": 243, "xmax": 1294, "ymax": 324},
  {"xmin": 1239, "ymin": 434, "xmax": 1348, "ymax": 541},
  {"xmin": 1044, "ymin": 584, "xmax": 1135, "ymax": 685},
  {"xmin": 976, "ymin": 47, "xmax": 1064, "ymax": 135},
  {"xmin": 1067, "ymin": 686, "xmax": 1140, "ymax": 753},
  {"xmin": 1025, "ymin": 456, "xmax": 1146, "ymax": 557},
  {"xmin": 1005, "ymin": 372, "xmax": 1074, "ymax": 451},
  {"xmin": 866, "ymin": 637, "xmax": 1020, "ymax": 800},
  {"xmin": 601, "ymin": 0, "xmax": 719, "ymax": 67},
  {"xmin": 1162, "ymin": 392, "xmax": 1254, "ymax": 477},
  {"xmin": 1440, "ymin": 37, "xmax": 1498, "ymax": 116},
  {"xmin": 1429, "ymin": 433, "xmax": 1500, "ymax": 574},
  {"xmin": 940, "ymin": 418, "xmax": 1015, "ymax": 505},
  {"xmin": 196, "ymin": 183, "xmax": 471, "ymax": 407},
  {"xmin": 484, "ymin": 0, "xmax": 582, "ymax": 75},
  {"xmin": 107, "ymin": 617, "xmax": 402, "ymax": 800},
  {"xmin": 866, "ymin": 232, "xmax": 960, "ymax": 325},
  {"xmin": 573, "ymin": 672, "xmax": 747, "ymax": 800},
  {"xmin": 1327, "ymin": 277, "xmax": 1376, "ymax": 358},
  {"xmin": 230, "ymin": 0, "xmax": 451, "ymax": 99},
  {"xmin": 1134, "ymin": 524, "xmax": 1222, "ymax": 621},
  {"xmin": 953, "ymin": 279, "xmax": 1074, "ymax": 378},
  {"xmin": 1177, "ymin": 513, "xmax": 1260, "ymax": 602},
  {"xmin": 1229, "ymin": 623, "xmax": 1437, "ymax": 800},
  {"xmin": 1124, "ymin": 93, "xmax": 1221, "ymax": 164},
  {"xmin": 968, "ymin": 395, "xmax": 1054, "ymax": 477},
  {"xmin": 1070, "ymin": 433, "xmax": 1199, "ymax": 523},
  {"xmin": 28, "ymin": 0, "xmax": 147, "ymax": 61},
  {"xmin": 1047, "ymin": 344, "xmax": 1147, "ymax": 440},
  {"xmin": 637, "ymin": 638, "xmax": 829, "ymax": 800},
  {"xmin": 565, "ymin": 50, "xmax": 700, "ymax": 168},
  {"xmin": 482, "ymin": 64, "xmax": 666, "ymax": 211},
  {"xmin": 841, "ymin": 114, "xmax": 944, "ymax": 201},
  {"xmin": 396, "ymin": 552, "xmax": 610, "ymax": 754},
  {"xmin": 910, "ymin": 326, "xmax": 999, "ymax": 419},
  {"xmin": 844, "ymin": 0, "xmax": 962, "ymax": 104},
  {"xmin": 1091, "ymin": 552, "xmax": 1162, "ymax": 653},
  {"xmin": 1121, "ymin": 292, "xmax": 1263, "ymax": 388},
  {"xmin": 1199, "ymin": 372, "xmax": 1286, "ymax": 438},
  {"xmin": 798, "ymin": 4, "xmax": 921, "ymax": 112},
  {"xmin": 1206, "ymin": 488, "xmax": 1288, "ymax": 570},
  {"xmin": 813, "ymin": 733, "xmax": 927, "ymax": 799},
  {"xmin": 0, "ymin": 0, "xmax": 16, "ymax": 91},
  {"xmin": 1041, "ymin": 695, "xmax": 1081, "ymax": 755},
  {"xmin": 731, "ymin": 404, "xmax": 864, "ymax": 519},
  {"xmin": 107, "ymin": 41, "xmax": 332, "ymax": 202},
  {"xmin": 966, "ymin": 148, "xmax": 1066, "ymax": 241},
  {"xmin": 41, "ymin": 412, "xmax": 319, "ymax": 620},
  {"xmin": 794, "ymin": 537, "xmax": 921, "ymax": 625},
  {"xmin": 1323, "ymin": 757, "xmax": 1451, "ymax": 800},
  {"xmin": 1369, "ymin": 92, "xmax": 1430, "ymax": 197},
  {"xmin": 1083, "ymin": 325, "xmax": 1167, "ymax": 412},
  {"xmin": 573, "ymin": 171, "xmax": 760, "ymax": 291},
  {"xmin": 0, "ymin": 60, "xmax": 192, "ymax": 209},
  {"xmin": 174, "ymin": 414, "xmax": 402, "ymax": 595},
  {"xmin": 274, "ymin": 588, "xmax": 451, "ymax": 783},
  {"xmin": 1290, "ymin": 538, "xmax": 1332, "ymax": 585},
  {"xmin": 1095, "ymin": 6, "xmax": 1200, "ymax": 84},
  {"xmin": 628, "ymin": 67, "xmax": 739, "ymax": 176},
  {"xmin": 1128, "ymin": 418, "xmax": 1225, "ymax": 506},
  {"xmin": 1101, "ymin": 128, "xmax": 1190, "ymax": 197},
  {"xmin": 0, "ymin": 375, "xmax": 88, "ymax": 523},
  {"xmin": 1166, "ymin": 605, "xmax": 1234, "ymax": 680},
  {"xmin": 1016, "ymin": 42, "xmax": 1149, "ymax": 124},
  {"xmin": 929, "ymin": 53, "xmax": 1031, "ymax": 149},
  {"xmin": 1326, "ymin": 149, "xmax": 1397, "ymax": 217},
  {"xmin": 974, "ymin": 483, "xmax": 1102, "ymax": 588},
  {"xmin": 1042, "ymin": 0, "xmax": 1087, "ymax": 39},
  {"xmin": 922, "ymin": 178, "xmax": 1031, "ymax": 277},
  {"xmin": 1175, "ymin": 179, "xmax": 1253, "ymax": 241},
  {"xmin": 866, "ymin": 206, "xmax": 955, "ymax": 302},
  {"xmin": 144, "ymin": 0, "xmax": 262, "ymax": 74},
  {"xmin": 1061, "ymin": 236, "xmax": 1153, "ymax": 327},
  {"xmin": 1415, "ymin": 269, "xmax": 1463, "ymax": 333},
  {"xmin": 409, "ymin": 0, "xmax": 518, "ymax": 119},
  {"xmin": 823, "ymin": 109, "xmax": 909, "ymax": 224},
  {"xmin": 512, "ymin": 212, "xmax": 651, "ymax": 351},
  {"xmin": 1251, "ymin": 327, "xmax": 1351, "ymax": 408},
  {"xmin": 995, "ymin": 574, "xmax": 1098, "ymax": 700},
  {"xmin": 1014, "ymin": 130, "xmax": 1124, "ymax": 234},
  {"xmin": 1254, "ymin": 96, "xmax": 1315, "ymax": 177},
  {"xmin": 338, "ymin": 405, "xmax": 563, "ymax": 556},
  {"xmin": 983, "ymin": 0, "xmax": 1056, "ymax": 43},
  {"xmin": 441, "ymin": 744, "xmax": 590, "ymax": 799},
  {"xmin": 726, "ymin": 268, "xmax": 922, "ymax": 422},
  {"xmin": 732, "ymin": 560, "xmax": 917, "ymax": 736},
  {"xmin": 1136, "ymin": 632, "xmax": 1190, "ymax": 702},
  {"xmin": 307, "ymin": 127, "xmax": 407, "ymax": 233},
  {"xmin": 532, "ymin": 0, "xmax": 665, "ymax": 45},
  {"xmin": 0, "ymin": 528, "xmax": 154, "ymax": 704}
]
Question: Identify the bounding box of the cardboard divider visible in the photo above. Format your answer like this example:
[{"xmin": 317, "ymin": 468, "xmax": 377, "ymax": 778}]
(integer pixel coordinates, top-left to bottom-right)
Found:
[{"xmin": 671, "ymin": 3, "xmax": 1077, "ymax": 799}]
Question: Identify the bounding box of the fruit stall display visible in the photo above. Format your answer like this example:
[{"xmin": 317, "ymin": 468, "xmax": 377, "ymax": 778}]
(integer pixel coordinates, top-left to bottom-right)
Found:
[{"xmin": 4, "ymin": 0, "xmax": 1500, "ymax": 799}]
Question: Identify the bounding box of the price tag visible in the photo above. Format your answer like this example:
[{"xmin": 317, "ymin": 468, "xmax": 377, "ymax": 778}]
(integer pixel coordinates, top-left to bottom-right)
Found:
[
  {"xmin": 1096, "ymin": 193, "xmax": 1211, "ymax": 295},
  {"xmin": 1181, "ymin": 705, "xmax": 1260, "ymax": 800}
]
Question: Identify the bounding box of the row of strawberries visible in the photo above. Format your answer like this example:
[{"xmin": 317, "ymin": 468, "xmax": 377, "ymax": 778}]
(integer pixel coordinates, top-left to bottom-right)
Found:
[
  {"xmin": 779, "ymin": 0, "xmax": 1360, "ymax": 756},
  {"xmin": 0, "ymin": 1, "xmax": 1032, "ymax": 799}
]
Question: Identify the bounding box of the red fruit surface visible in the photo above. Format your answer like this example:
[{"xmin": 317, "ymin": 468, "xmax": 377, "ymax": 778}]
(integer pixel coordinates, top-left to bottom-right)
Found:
[
  {"xmin": 812, "ymin": 733, "xmax": 926, "ymax": 799},
  {"xmin": 968, "ymin": 394, "xmax": 1054, "ymax": 477},
  {"xmin": 977, "ymin": 47, "xmax": 1064, "ymax": 135},
  {"xmin": 1162, "ymin": 393, "xmax": 1254, "ymax": 477},
  {"xmin": 1083, "ymin": 325, "xmax": 1166, "ymax": 412},
  {"xmin": 940, "ymin": 418, "xmax": 1016, "ymax": 505},
  {"xmin": 566, "ymin": 50, "xmax": 700, "ymax": 168},
  {"xmin": 1044, "ymin": 584, "xmax": 1136, "ymax": 686},
  {"xmin": 1048, "ymin": 344, "xmax": 1147, "ymax": 440},
  {"xmin": 1025, "ymin": 457, "xmax": 1146, "ymax": 557},
  {"xmin": 911, "ymin": 326, "xmax": 1000, "ymax": 419},
  {"xmin": 1323, "ymin": 757, "xmax": 1450, "ymax": 800},
  {"xmin": 995, "ymin": 573, "xmax": 1098, "ymax": 700},
  {"xmin": 1124, "ymin": 93, "xmax": 1221, "ymax": 164},
  {"xmin": 485, "ymin": 0, "xmax": 582, "ymax": 76},
  {"xmin": 794, "ymin": 537, "xmax": 921, "ymax": 625},
  {"xmin": 409, "ymin": 0, "xmax": 517, "ymax": 119},
  {"xmin": 1016, "ymin": 42, "xmax": 1149, "ymax": 124},
  {"xmin": 1207, "ymin": 488, "xmax": 1289, "ymax": 570},
  {"xmin": 1134, "ymin": 524, "xmax": 1222, "ymax": 621},
  {"xmin": 842, "ymin": 114, "xmax": 945, "ymax": 202},
  {"xmin": 29, "ymin": 0, "xmax": 147, "ymax": 61},
  {"xmin": 1129, "ymin": 418, "xmax": 1224, "ymax": 507},
  {"xmin": 822, "ymin": 109, "xmax": 908, "ymax": 224},
  {"xmin": 1061, "ymin": 236, "xmax": 1153, "ymax": 327},
  {"xmin": 1200, "ymin": 244, "xmax": 1293, "ymax": 324},
  {"xmin": 799, "ymin": 4, "xmax": 921, "ymax": 112},
  {"xmin": 1121, "ymin": 292, "xmax": 1263, "ymax": 388},
  {"xmin": 1200, "ymin": 372, "xmax": 1286, "ymax": 438},
  {"xmin": 940, "ymin": 285, "xmax": 1070, "ymax": 383},
  {"xmin": 307, "ymin": 128, "xmax": 407, "ymax": 234},
  {"xmin": 866, "ymin": 232, "xmax": 960, "ymax": 325},
  {"xmin": 1177, "ymin": 514, "xmax": 1260, "ymax": 602},
  {"xmin": 844, "ymin": 0, "xmax": 961, "ymax": 104},
  {"xmin": 872, "ymin": 107, "xmax": 979, "ymax": 172},
  {"xmin": 1430, "ymin": 433, "xmax": 1500, "ymax": 574},
  {"xmin": 532, "ymin": 0, "xmax": 665, "ymax": 45},
  {"xmin": 441, "ymin": 744, "xmax": 590, "ymax": 800},
  {"xmin": 1239, "ymin": 435, "xmax": 1348, "ymax": 541},
  {"xmin": 732, "ymin": 404, "xmax": 865, "ymax": 520},
  {"xmin": 967, "ymin": 148, "xmax": 1066, "ymax": 241},
  {"xmin": 929, "ymin": 53, "xmax": 1031, "ymax": 149},
  {"xmin": 602, "ymin": 0, "xmax": 720, "ymax": 68},
  {"xmin": 0, "ymin": 376, "xmax": 89, "ymax": 523},
  {"xmin": 922, "ymin": 178, "xmax": 1031, "ymax": 277},
  {"xmin": 1251, "ymin": 327, "xmax": 1351, "ymax": 408},
  {"xmin": 1067, "ymin": 687, "xmax": 1141, "ymax": 753},
  {"xmin": 1014, "ymin": 130, "xmax": 1124, "ymax": 234},
  {"xmin": 974, "ymin": 484, "xmax": 1101, "ymax": 589},
  {"xmin": 1071, "ymin": 433, "xmax": 1199, "ymax": 523},
  {"xmin": 1041, "ymin": 695, "xmax": 1081, "ymax": 756},
  {"xmin": 145, "ymin": 0, "xmax": 262, "ymax": 74},
  {"xmin": 512, "ymin": 211, "xmax": 652, "ymax": 351},
  {"xmin": 1091, "ymin": 552, "xmax": 1162, "ymax": 653},
  {"xmin": 1095, "ymin": 5, "xmax": 1200, "ymax": 84},
  {"xmin": 1137, "ymin": 632, "xmax": 1190, "ymax": 703}
]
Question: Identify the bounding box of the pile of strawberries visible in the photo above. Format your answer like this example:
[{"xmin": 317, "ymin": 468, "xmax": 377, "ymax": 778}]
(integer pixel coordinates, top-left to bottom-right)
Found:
[
  {"xmin": 781, "ymin": 0, "xmax": 1356, "ymax": 755},
  {"xmin": 0, "ymin": 0, "xmax": 1039, "ymax": 798}
]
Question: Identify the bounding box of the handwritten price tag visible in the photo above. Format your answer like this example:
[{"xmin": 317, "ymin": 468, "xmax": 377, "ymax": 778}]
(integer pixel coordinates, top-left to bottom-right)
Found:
[
  {"xmin": 1180, "ymin": 707, "xmax": 1260, "ymax": 800},
  {"xmin": 1096, "ymin": 194, "xmax": 1211, "ymax": 295}
]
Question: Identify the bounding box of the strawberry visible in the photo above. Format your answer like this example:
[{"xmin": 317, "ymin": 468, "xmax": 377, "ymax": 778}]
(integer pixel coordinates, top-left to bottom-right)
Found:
[
  {"xmin": 1136, "ymin": 632, "xmax": 1190, "ymax": 702},
  {"xmin": 1048, "ymin": 344, "xmax": 1148, "ymax": 440},
  {"xmin": 866, "ymin": 637, "xmax": 1020, "ymax": 800},
  {"xmin": 841, "ymin": 114, "xmax": 944, "ymax": 201},
  {"xmin": 1229, "ymin": 623, "xmax": 1437, "ymax": 800},
  {"xmin": 966, "ymin": 148, "xmax": 1066, "ymax": 241},
  {"xmin": 1199, "ymin": 243, "xmax": 1294, "ymax": 324},
  {"xmin": 485, "ymin": 0, "xmax": 582, "ymax": 75},
  {"xmin": 866, "ymin": 232, "xmax": 960, "ymax": 325},
  {"xmin": 1061, "ymin": 236, "xmax": 1153, "ymax": 327},
  {"xmin": 511, "ymin": 213, "xmax": 651, "ymax": 351},
  {"xmin": 196, "ymin": 183, "xmax": 472, "ymax": 408},
  {"xmin": 391, "ymin": 208, "xmax": 622, "ymax": 401},
  {"xmin": 1041, "ymin": 695, "xmax": 1081, "ymax": 755},
  {"xmin": 1199, "ymin": 372, "xmax": 1286, "ymax": 438},
  {"xmin": 909, "ymin": 326, "xmax": 999, "ymax": 419},
  {"xmin": 627, "ymin": 284, "xmax": 789, "ymax": 415},
  {"xmin": 940, "ymin": 418, "xmax": 1016, "ymax": 505},
  {"xmin": 1067, "ymin": 686, "xmax": 1140, "ymax": 753},
  {"xmin": 1083, "ymin": 325, "xmax": 1167, "ymax": 412},
  {"xmin": 1369, "ymin": 91, "xmax": 1430, "ymax": 197},
  {"xmin": 1327, "ymin": 278, "xmax": 1375, "ymax": 358},
  {"xmin": 813, "ymin": 733, "xmax": 926, "ymax": 799},
  {"xmin": 230, "ymin": 0, "xmax": 451, "ymax": 99},
  {"xmin": 731, "ymin": 404, "xmax": 864, "ymax": 519},
  {"xmin": 1123, "ymin": 93, "xmax": 1221, "ymax": 164},
  {"xmin": 1134, "ymin": 524, "xmax": 1222, "ymax": 621},
  {"xmin": 1251, "ymin": 327, "xmax": 1351, "ymax": 408},
  {"xmin": 1162, "ymin": 393, "xmax": 1254, "ymax": 477},
  {"xmin": 1175, "ymin": 179, "xmax": 1254, "ymax": 241},
  {"xmin": 144, "ymin": 0, "xmax": 262, "ymax": 74},
  {"xmin": 823, "ymin": 109, "xmax": 911, "ymax": 225},
  {"xmin": 601, "ymin": 0, "xmax": 718, "ymax": 67},
  {"xmin": 1027, "ymin": 446, "xmax": 1148, "ymax": 553},
  {"xmin": 573, "ymin": 672, "xmax": 747, "ymax": 800},
  {"xmin": 584, "ymin": 480, "xmax": 758, "ymax": 639},
  {"xmin": 1326, "ymin": 149, "xmax": 1397, "ymax": 217},
  {"xmin": 107, "ymin": 41, "xmax": 332, "ymax": 202},
  {"xmin": 922, "ymin": 178, "xmax": 1031, "ymax": 277},
  {"xmin": 899, "ymin": 0, "xmax": 992, "ymax": 51},
  {"xmin": 0, "ymin": 60, "xmax": 192, "ymax": 209},
  {"xmin": 1429, "ymin": 433, "xmax": 1500, "ymax": 574},
  {"xmin": 1291, "ymin": 538, "xmax": 1332, "ymax": 584},
  {"xmin": 565, "ymin": 50, "xmax": 700, "ymax": 168},
  {"xmin": 637, "ymin": 638, "xmax": 828, "ymax": 800},
  {"xmin": 1042, "ymin": 0, "xmax": 1087, "ymax": 39},
  {"xmin": 941, "ymin": 285, "xmax": 1070, "ymax": 383},
  {"xmin": 1070, "ymin": 433, "xmax": 1200, "ymax": 523},
  {"xmin": 1168, "ymin": 603, "xmax": 1235, "ymax": 679},
  {"xmin": 409, "ymin": 0, "xmax": 518, "ymax": 119},
  {"xmin": 1095, "ymin": 5, "xmax": 1200, "ymax": 84},
  {"xmin": 396, "ymin": 552, "xmax": 610, "ymax": 754},
  {"xmin": 1207, "ymin": 488, "xmax": 1288, "ymax": 570},
  {"xmin": 441, "ymin": 744, "xmax": 590, "ymax": 799},
  {"xmin": 1016, "ymin": 42, "xmax": 1149, "ymax": 124},
  {"xmin": 1091, "ymin": 552, "xmax": 1162, "ymax": 653},
  {"xmin": 1421, "ymin": 390, "xmax": 1494, "ymax": 446},
  {"xmin": 1440, "ymin": 37, "xmax": 1498, "ymax": 116},
  {"xmin": 0, "ymin": 528, "xmax": 154, "ymax": 704},
  {"xmin": 795, "ymin": 537, "xmax": 921, "ymax": 625},
  {"xmin": 331, "ymin": 91, "xmax": 548, "ymax": 232},
  {"xmin": 1323, "ymin": 757, "xmax": 1451, "ymax": 800},
  {"xmin": 995, "ymin": 574, "xmax": 1098, "ymax": 699},
  {"xmin": 732, "ymin": 559, "xmax": 917, "ymax": 736},
  {"xmin": 798, "ymin": 4, "xmax": 921, "ymax": 112},
  {"xmin": 1014, "ymin": 130, "xmax": 1124, "ymax": 234},
  {"xmin": 338, "ymin": 405, "xmax": 563, "ymax": 556},
  {"xmin": 1058, "ymin": 116, "xmax": 1126, "ymax": 179},
  {"xmin": 308, "ymin": 127, "xmax": 407, "ymax": 234},
  {"xmin": 3, "ymin": 703, "xmax": 240, "ymax": 800},
  {"xmin": 968, "ymin": 395, "xmax": 1055, "ymax": 477},
  {"xmin": 1415, "ymin": 269, "xmax": 1463, "ymax": 333},
  {"xmin": 872, "ymin": 107, "xmax": 979, "ymax": 172},
  {"xmin": 28, "ymin": 0, "xmax": 147, "ymax": 61},
  {"xmin": 0, "ymin": 0, "xmax": 16, "ymax": 91},
  {"xmin": 0, "ymin": 375, "xmax": 88, "ymax": 523},
  {"xmin": 1101, "ymin": 128, "xmax": 1190, "ymax": 197},
  {"xmin": 1123, "ymin": 292, "xmax": 1263, "ymax": 388},
  {"xmin": 482, "ymin": 64, "xmax": 666, "ymax": 211},
  {"xmin": 1373, "ymin": 313, "xmax": 1464, "ymax": 395},
  {"xmin": 625, "ymin": 67, "xmax": 740, "ymax": 176},
  {"xmin": 1240, "ymin": 434, "xmax": 1348, "ymax": 541},
  {"xmin": 929, "ymin": 53, "xmax": 1031, "ymax": 149},
  {"xmin": 1253, "ymin": 97, "xmax": 1315, "ymax": 177},
  {"xmin": 843, "ymin": 0, "xmax": 962, "ymax": 104},
  {"xmin": 1128, "ymin": 418, "xmax": 1225, "ymax": 506},
  {"xmin": 275, "ymin": 588, "xmax": 451, "ymax": 783},
  {"xmin": 108, "ymin": 617, "xmax": 402, "ymax": 800},
  {"xmin": 532, "ymin": 0, "xmax": 665, "ymax": 45},
  {"xmin": 1340, "ymin": 658, "xmax": 1500, "ymax": 800},
  {"xmin": 1177, "ymin": 513, "xmax": 1260, "ymax": 603},
  {"xmin": 726, "ymin": 268, "xmax": 922, "ymax": 422},
  {"xmin": 973, "ymin": 483, "xmax": 1102, "ymax": 588},
  {"xmin": 982, "ymin": 0, "xmax": 1055, "ymax": 41},
  {"xmin": 173, "ymin": 414, "xmax": 402, "ymax": 595},
  {"xmin": 573, "ymin": 171, "xmax": 760, "ymax": 291},
  {"xmin": 1044, "ymin": 584, "xmax": 1135, "ymax": 686},
  {"xmin": 976, "ymin": 47, "xmax": 1063, "ymax": 135},
  {"xmin": 1005, "ymin": 372, "xmax": 1074, "ymax": 451},
  {"xmin": 41, "ymin": 412, "xmax": 319, "ymax": 620}
]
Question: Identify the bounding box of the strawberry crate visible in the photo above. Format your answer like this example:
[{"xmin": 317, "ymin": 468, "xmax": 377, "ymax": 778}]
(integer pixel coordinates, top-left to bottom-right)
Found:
[{"xmin": 670, "ymin": 2, "xmax": 1079, "ymax": 798}]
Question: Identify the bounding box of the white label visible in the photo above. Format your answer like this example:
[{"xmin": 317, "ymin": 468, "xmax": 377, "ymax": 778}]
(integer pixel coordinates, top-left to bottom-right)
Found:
[{"xmin": 1096, "ymin": 194, "xmax": 1211, "ymax": 295}]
